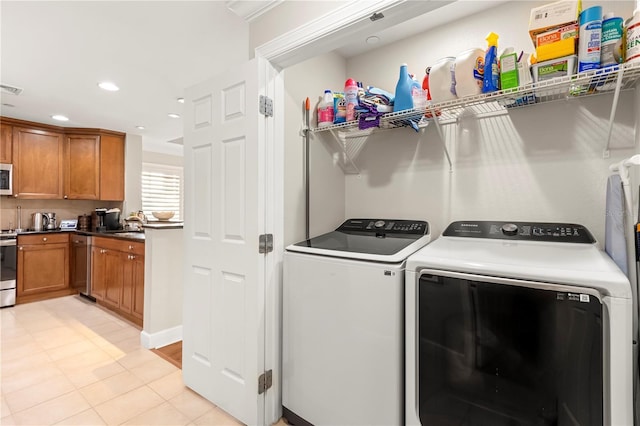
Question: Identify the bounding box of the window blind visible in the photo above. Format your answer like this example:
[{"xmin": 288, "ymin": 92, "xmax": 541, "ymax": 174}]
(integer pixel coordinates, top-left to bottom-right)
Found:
[{"xmin": 141, "ymin": 163, "xmax": 183, "ymax": 221}]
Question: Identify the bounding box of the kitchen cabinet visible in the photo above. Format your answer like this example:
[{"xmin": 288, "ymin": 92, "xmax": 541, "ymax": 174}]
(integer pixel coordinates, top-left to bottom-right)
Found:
[
  {"xmin": 0, "ymin": 123, "xmax": 12, "ymax": 163},
  {"xmin": 65, "ymin": 134, "xmax": 100, "ymax": 200},
  {"xmin": 91, "ymin": 236, "xmax": 144, "ymax": 326},
  {"xmin": 12, "ymin": 127, "xmax": 64, "ymax": 198},
  {"xmin": 99, "ymin": 133, "xmax": 125, "ymax": 201},
  {"xmin": 121, "ymin": 250, "xmax": 144, "ymax": 321},
  {"xmin": 1, "ymin": 117, "xmax": 125, "ymax": 200},
  {"xmin": 64, "ymin": 131, "xmax": 124, "ymax": 201},
  {"xmin": 17, "ymin": 233, "xmax": 71, "ymax": 303}
]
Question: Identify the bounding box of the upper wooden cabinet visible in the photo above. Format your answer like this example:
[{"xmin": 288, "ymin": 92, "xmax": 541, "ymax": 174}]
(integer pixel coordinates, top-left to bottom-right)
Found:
[
  {"xmin": 0, "ymin": 123, "xmax": 12, "ymax": 163},
  {"xmin": 13, "ymin": 127, "xmax": 64, "ymax": 199},
  {"xmin": 65, "ymin": 134, "xmax": 100, "ymax": 200},
  {"xmin": 99, "ymin": 133, "xmax": 125, "ymax": 201},
  {"xmin": 2, "ymin": 117, "xmax": 125, "ymax": 200}
]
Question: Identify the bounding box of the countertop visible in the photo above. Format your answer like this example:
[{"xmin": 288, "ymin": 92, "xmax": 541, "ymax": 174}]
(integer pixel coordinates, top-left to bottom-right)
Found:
[
  {"xmin": 16, "ymin": 229, "xmax": 146, "ymax": 242},
  {"xmin": 15, "ymin": 222, "xmax": 183, "ymax": 241},
  {"xmin": 143, "ymin": 221, "xmax": 184, "ymax": 230}
]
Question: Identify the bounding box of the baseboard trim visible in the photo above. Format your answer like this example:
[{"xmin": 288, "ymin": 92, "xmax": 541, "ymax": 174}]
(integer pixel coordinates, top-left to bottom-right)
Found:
[{"xmin": 140, "ymin": 325, "xmax": 183, "ymax": 349}]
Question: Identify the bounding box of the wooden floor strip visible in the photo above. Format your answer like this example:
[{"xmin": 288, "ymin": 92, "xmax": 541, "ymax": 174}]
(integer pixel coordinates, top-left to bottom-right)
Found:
[{"xmin": 151, "ymin": 341, "xmax": 182, "ymax": 369}]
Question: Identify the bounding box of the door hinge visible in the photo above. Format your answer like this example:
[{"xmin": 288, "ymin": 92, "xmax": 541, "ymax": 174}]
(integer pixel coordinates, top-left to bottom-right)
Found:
[
  {"xmin": 258, "ymin": 369, "xmax": 272, "ymax": 394},
  {"xmin": 259, "ymin": 234, "xmax": 273, "ymax": 254},
  {"xmin": 259, "ymin": 95, "xmax": 273, "ymax": 117}
]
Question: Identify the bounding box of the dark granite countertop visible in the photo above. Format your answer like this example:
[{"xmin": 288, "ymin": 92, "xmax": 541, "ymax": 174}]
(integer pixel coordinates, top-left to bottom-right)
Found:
[{"xmin": 17, "ymin": 229, "xmax": 145, "ymax": 242}]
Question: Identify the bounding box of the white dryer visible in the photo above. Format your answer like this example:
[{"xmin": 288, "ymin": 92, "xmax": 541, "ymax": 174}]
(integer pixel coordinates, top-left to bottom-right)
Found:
[
  {"xmin": 283, "ymin": 218, "xmax": 431, "ymax": 426},
  {"xmin": 405, "ymin": 221, "xmax": 633, "ymax": 426}
]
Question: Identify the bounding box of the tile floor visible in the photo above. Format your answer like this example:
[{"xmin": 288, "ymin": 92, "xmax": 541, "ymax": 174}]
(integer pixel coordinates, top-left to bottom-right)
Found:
[{"xmin": 1, "ymin": 295, "xmax": 278, "ymax": 425}]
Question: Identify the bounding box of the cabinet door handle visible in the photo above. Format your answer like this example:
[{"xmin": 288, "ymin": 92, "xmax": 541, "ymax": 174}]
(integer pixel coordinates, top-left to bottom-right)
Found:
[
  {"xmin": 43, "ymin": 237, "xmax": 47, "ymax": 242},
  {"xmin": 131, "ymin": 255, "xmax": 135, "ymax": 260},
  {"xmin": 19, "ymin": 246, "xmax": 23, "ymax": 250},
  {"xmin": 14, "ymin": 194, "xmax": 17, "ymax": 198},
  {"xmin": 64, "ymin": 195, "xmax": 68, "ymax": 199},
  {"xmin": 128, "ymin": 245, "xmax": 133, "ymax": 250}
]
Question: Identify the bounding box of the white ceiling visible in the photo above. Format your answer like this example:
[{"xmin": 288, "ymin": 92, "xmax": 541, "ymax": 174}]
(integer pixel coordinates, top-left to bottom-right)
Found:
[{"xmin": 0, "ymin": 1, "xmax": 506, "ymax": 156}]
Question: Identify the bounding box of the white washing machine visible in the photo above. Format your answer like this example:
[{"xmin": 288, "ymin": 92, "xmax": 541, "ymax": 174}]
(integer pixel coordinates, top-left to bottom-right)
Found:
[
  {"xmin": 283, "ymin": 218, "xmax": 431, "ymax": 426},
  {"xmin": 405, "ymin": 221, "xmax": 633, "ymax": 426}
]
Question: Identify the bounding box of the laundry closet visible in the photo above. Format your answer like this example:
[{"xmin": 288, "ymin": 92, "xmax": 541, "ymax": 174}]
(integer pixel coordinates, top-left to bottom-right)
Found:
[{"xmin": 281, "ymin": 0, "xmax": 640, "ymax": 247}]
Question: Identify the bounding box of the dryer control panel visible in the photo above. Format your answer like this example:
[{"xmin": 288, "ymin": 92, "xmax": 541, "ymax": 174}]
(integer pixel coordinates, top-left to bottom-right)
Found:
[
  {"xmin": 443, "ymin": 221, "xmax": 596, "ymax": 244},
  {"xmin": 338, "ymin": 218, "xmax": 429, "ymax": 235}
]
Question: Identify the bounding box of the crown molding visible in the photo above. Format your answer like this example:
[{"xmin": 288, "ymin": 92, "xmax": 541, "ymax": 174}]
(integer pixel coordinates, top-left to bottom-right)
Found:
[
  {"xmin": 254, "ymin": 0, "xmax": 452, "ymax": 70},
  {"xmin": 225, "ymin": 0, "xmax": 283, "ymax": 23}
]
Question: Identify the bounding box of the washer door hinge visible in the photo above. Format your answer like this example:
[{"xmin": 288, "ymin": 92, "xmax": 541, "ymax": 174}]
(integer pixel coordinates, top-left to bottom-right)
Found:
[
  {"xmin": 259, "ymin": 95, "xmax": 273, "ymax": 117},
  {"xmin": 258, "ymin": 369, "xmax": 272, "ymax": 394},
  {"xmin": 259, "ymin": 234, "xmax": 273, "ymax": 254}
]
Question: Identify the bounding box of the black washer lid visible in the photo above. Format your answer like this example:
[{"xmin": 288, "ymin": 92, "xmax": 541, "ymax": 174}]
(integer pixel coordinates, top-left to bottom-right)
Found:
[{"xmin": 292, "ymin": 218, "xmax": 429, "ymax": 256}]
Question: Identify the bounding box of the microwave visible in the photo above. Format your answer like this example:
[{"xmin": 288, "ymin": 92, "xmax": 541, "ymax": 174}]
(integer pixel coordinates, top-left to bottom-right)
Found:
[{"xmin": 0, "ymin": 164, "xmax": 12, "ymax": 195}]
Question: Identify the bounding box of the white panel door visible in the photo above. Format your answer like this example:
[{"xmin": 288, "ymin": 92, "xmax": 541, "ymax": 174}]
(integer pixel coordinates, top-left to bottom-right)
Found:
[{"xmin": 183, "ymin": 58, "xmax": 269, "ymax": 425}]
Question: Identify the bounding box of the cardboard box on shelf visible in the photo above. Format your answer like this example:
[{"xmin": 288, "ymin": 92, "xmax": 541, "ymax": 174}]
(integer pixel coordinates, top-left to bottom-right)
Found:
[
  {"xmin": 529, "ymin": 0, "xmax": 582, "ymax": 43},
  {"xmin": 535, "ymin": 23, "xmax": 579, "ymax": 46},
  {"xmin": 532, "ymin": 55, "xmax": 577, "ymax": 82},
  {"xmin": 536, "ymin": 37, "xmax": 578, "ymax": 61}
]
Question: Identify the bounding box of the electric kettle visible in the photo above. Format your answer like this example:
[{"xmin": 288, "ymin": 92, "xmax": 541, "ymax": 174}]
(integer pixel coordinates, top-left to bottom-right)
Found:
[
  {"xmin": 32, "ymin": 212, "xmax": 45, "ymax": 231},
  {"xmin": 43, "ymin": 212, "xmax": 57, "ymax": 230}
]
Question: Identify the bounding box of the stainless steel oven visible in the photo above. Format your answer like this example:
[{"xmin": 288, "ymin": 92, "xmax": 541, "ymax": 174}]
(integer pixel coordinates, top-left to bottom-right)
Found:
[
  {"xmin": 0, "ymin": 164, "xmax": 13, "ymax": 196},
  {"xmin": 0, "ymin": 231, "xmax": 17, "ymax": 307}
]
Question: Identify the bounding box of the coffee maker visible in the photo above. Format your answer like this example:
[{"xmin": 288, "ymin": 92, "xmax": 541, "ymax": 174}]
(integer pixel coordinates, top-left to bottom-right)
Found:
[
  {"xmin": 95, "ymin": 208, "xmax": 107, "ymax": 232},
  {"xmin": 43, "ymin": 212, "xmax": 57, "ymax": 230}
]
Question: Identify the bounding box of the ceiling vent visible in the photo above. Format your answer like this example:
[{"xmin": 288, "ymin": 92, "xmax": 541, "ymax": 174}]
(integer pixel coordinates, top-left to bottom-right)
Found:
[{"xmin": 1, "ymin": 84, "xmax": 23, "ymax": 96}]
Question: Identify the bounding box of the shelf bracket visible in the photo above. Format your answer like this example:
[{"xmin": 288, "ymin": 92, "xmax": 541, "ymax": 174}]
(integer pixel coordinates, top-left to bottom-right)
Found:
[
  {"xmin": 428, "ymin": 104, "xmax": 453, "ymax": 172},
  {"xmin": 603, "ymin": 66, "xmax": 625, "ymax": 158}
]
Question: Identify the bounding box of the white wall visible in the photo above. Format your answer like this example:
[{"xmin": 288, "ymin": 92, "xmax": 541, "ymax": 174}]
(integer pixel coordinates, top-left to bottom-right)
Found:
[
  {"xmin": 332, "ymin": 0, "xmax": 638, "ymax": 245},
  {"xmin": 124, "ymin": 134, "xmax": 143, "ymax": 216},
  {"xmin": 283, "ymin": 52, "xmax": 348, "ymax": 245},
  {"xmin": 142, "ymin": 151, "xmax": 184, "ymax": 167}
]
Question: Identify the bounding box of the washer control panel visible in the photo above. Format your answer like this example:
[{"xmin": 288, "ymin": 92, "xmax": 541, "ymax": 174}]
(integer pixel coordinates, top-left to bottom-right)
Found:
[
  {"xmin": 443, "ymin": 221, "xmax": 595, "ymax": 244},
  {"xmin": 338, "ymin": 218, "xmax": 429, "ymax": 235}
]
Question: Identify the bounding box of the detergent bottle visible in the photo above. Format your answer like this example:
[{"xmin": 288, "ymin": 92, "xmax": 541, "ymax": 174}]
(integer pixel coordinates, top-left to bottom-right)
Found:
[
  {"xmin": 344, "ymin": 79, "xmax": 359, "ymax": 121},
  {"xmin": 394, "ymin": 63, "xmax": 414, "ymax": 111},
  {"xmin": 482, "ymin": 32, "xmax": 500, "ymax": 93}
]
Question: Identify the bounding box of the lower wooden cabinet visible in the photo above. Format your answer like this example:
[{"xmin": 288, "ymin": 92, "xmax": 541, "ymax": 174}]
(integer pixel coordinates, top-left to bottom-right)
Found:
[
  {"xmin": 17, "ymin": 233, "xmax": 72, "ymax": 303},
  {"xmin": 91, "ymin": 237, "xmax": 144, "ymax": 326}
]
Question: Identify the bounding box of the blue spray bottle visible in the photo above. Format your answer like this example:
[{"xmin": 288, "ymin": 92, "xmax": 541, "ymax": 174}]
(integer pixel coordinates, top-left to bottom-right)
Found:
[{"xmin": 482, "ymin": 32, "xmax": 500, "ymax": 93}]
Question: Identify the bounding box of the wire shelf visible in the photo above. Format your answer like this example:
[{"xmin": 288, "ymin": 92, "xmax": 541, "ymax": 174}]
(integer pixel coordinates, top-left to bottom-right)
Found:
[
  {"xmin": 312, "ymin": 61, "xmax": 640, "ymax": 132},
  {"xmin": 310, "ymin": 61, "xmax": 640, "ymax": 173}
]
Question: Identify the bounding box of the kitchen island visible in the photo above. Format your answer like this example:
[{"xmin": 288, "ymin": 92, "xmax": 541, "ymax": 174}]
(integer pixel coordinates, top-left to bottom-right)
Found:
[{"xmin": 140, "ymin": 222, "xmax": 184, "ymax": 349}]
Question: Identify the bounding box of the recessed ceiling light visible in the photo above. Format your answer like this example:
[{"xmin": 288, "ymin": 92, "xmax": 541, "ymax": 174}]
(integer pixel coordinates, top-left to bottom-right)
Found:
[
  {"xmin": 136, "ymin": 125, "xmax": 145, "ymax": 130},
  {"xmin": 177, "ymin": 98, "xmax": 185, "ymax": 104},
  {"xmin": 168, "ymin": 113, "xmax": 180, "ymax": 119},
  {"xmin": 366, "ymin": 36, "xmax": 380, "ymax": 45},
  {"xmin": 98, "ymin": 81, "xmax": 119, "ymax": 91},
  {"xmin": 51, "ymin": 114, "xmax": 69, "ymax": 121}
]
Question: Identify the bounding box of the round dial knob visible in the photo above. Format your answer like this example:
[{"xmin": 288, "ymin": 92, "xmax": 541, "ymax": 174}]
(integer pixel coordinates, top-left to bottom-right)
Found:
[
  {"xmin": 501, "ymin": 223, "xmax": 518, "ymax": 236},
  {"xmin": 374, "ymin": 220, "xmax": 385, "ymax": 228}
]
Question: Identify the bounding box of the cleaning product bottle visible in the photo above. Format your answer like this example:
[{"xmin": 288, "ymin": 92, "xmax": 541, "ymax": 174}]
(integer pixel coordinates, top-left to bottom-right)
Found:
[
  {"xmin": 394, "ymin": 63, "xmax": 414, "ymax": 111},
  {"xmin": 482, "ymin": 32, "xmax": 500, "ymax": 93},
  {"xmin": 344, "ymin": 79, "xmax": 359, "ymax": 121},
  {"xmin": 626, "ymin": 6, "xmax": 640, "ymax": 63},
  {"xmin": 578, "ymin": 6, "xmax": 603, "ymax": 72},
  {"xmin": 601, "ymin": 12, "xmax": 624, "ymax": 67},
  {"xmin": 317, "ymin": 90, "xmax": 334, "ymax": 127},
  {"xmin": 421, "ymin": 67, "xmax": 432, "ymax": 100}
]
